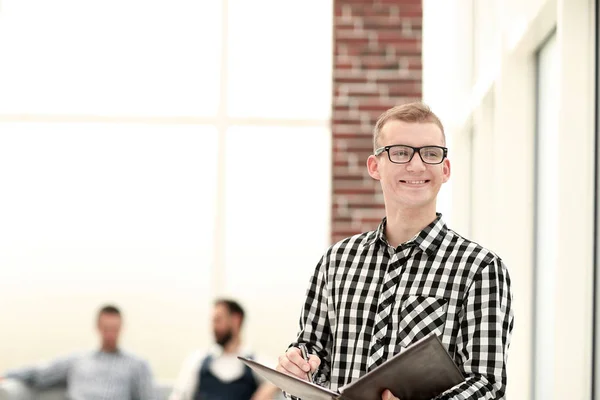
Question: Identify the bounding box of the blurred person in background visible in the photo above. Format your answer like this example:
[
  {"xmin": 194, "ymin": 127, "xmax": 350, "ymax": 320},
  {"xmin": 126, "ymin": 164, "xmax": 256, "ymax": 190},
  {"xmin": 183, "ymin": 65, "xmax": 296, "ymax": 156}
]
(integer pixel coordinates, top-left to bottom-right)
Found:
[
  {"xmin": 275, "ymin": 102, "xmax": 514, "ymax": 400},
  {"xmin": 0, "ymin": 304, "xmax": 155, "ymax": 400},
  {"xmin": 169, "ymin": 299, "xmax": 279, "ymax": 400}
]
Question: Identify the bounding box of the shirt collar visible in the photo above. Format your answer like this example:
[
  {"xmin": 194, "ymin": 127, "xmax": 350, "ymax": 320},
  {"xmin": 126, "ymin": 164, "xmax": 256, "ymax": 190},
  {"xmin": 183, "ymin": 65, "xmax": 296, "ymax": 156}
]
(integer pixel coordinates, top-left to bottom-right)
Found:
[
  {"xmin": 364, "ymin": 220, "xmax": 386, "ymax": 247},
  {"xmin": 364, "ymin": 213, "xmax": 448, "ymax": 255},
  {"xmin": 96, "ymin": 348, "xmax": 122, "ymax": 356}
]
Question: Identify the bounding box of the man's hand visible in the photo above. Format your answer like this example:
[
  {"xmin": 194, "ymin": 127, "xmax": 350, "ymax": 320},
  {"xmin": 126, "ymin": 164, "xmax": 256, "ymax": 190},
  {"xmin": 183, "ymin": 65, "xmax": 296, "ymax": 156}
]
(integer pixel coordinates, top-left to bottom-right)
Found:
[
  {"xmin": 276, "ymin": 347, "xmax": 321, "ymax": 381},
  {"xmin": 381, "ymin": 389, "xmax": 400, "ymax": 400}
]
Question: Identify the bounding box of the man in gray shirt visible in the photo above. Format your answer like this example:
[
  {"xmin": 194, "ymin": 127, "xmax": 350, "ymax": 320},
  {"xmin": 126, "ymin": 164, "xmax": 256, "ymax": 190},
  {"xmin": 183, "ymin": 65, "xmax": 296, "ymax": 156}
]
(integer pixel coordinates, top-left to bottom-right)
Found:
[{"xmin": 0, "ymin": 305, "xmax": 155, "ymax": 400}]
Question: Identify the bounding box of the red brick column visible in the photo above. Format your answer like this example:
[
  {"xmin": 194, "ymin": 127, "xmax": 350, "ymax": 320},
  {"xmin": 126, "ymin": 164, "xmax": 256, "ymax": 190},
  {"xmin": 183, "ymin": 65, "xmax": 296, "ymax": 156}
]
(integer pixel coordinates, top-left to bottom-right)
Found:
[{"xmin": 332, "ymin": 0, "xmax": 423, "ymax": 244}]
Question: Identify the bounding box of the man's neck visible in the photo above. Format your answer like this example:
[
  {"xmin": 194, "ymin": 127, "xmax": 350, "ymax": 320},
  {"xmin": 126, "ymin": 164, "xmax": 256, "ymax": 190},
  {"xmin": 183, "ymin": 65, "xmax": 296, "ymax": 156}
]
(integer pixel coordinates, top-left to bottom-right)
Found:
[
  {"xmin": 100, "ymin": 346, "xmax": 118, "ymax": 353},
  {"xmin": 384, "ymin": 206, "xmax": 437, "ymax": 248},
  {"xmin": 222, "ymin": 337, "xmax": 241, "ymax": 354}
]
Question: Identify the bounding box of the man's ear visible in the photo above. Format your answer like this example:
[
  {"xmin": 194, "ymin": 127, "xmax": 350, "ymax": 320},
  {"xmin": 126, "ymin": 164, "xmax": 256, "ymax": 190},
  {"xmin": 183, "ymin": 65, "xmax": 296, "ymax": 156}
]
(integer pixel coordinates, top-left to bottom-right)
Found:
[
  {"xmin": 442, "ymin": 158, "xmax": 451, "ymax": 183},
  {"xmin": 232, "ymin": 314, "xmax": 243, "ymax": 331},
  {"xmin": 367, "ymin": 155, "xmax": 381, "ymax": 180}
]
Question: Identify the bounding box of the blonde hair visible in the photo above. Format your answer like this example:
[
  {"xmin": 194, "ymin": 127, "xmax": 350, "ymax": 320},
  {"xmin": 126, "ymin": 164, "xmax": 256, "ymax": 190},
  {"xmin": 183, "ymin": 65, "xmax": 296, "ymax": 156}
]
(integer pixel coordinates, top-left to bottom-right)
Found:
[{"xmin": 373, "ymin": 102, "xmax": 445, "ymax": 151}]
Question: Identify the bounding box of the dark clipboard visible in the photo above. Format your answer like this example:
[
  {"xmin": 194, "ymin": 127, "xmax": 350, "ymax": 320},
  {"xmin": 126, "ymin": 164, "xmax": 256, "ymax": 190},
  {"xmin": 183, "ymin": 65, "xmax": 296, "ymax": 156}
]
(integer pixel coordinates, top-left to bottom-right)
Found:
[{"xmin": 239, "ymin": 334, "xmax": 465, "ymax": 400}]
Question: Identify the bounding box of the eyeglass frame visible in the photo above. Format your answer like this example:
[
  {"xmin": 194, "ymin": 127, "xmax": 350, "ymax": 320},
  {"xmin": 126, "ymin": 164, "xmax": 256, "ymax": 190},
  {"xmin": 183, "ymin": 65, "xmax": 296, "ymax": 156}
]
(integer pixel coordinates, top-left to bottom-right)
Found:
[{"xmin": 374, "ymin": 144, "xmax": 448, "ymax": 165}]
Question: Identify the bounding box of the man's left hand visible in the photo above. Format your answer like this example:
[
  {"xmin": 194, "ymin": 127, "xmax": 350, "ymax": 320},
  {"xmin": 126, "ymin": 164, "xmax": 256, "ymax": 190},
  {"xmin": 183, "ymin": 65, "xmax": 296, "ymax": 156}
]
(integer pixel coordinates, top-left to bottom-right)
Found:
[{"xmin": 382, "ymin": 389, "xmax": 400, "ymax": 400}]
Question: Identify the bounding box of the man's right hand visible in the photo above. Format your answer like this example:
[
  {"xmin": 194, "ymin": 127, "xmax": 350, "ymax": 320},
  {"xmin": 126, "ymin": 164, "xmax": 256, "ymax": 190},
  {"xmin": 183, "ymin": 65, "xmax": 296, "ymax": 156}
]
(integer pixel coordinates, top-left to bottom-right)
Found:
[
  {"xmin": 382, "ymin": 389, "xmax": 400, "ymax": 400},
  {"xmin": 276, "ymin": 347, "xmax": 321, "ymax": 381}
]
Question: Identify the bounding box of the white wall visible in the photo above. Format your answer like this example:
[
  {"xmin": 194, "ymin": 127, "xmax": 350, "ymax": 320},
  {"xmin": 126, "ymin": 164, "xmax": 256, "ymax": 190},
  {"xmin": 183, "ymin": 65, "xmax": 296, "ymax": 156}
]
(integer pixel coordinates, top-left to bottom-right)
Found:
[
  {"xmin": 534, "ymin": 32, "xmax": 559, "ymax": 399},
  {"xmin": 422, "ymin": 0, "xmax": 474, "ymax": 226},
  {"xmin": 0, "ymin": 0, "xmax": 332, "ymax": 383},
  {"xmin": 423, "ymin": 0, "xmax": 596, "ymax": 398}
]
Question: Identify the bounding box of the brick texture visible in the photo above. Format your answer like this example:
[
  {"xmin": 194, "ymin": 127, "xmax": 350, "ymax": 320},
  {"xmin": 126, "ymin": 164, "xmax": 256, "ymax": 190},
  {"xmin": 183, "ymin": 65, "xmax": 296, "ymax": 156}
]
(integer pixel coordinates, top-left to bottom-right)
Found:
[{"xmin": 331, "ymin": 0, "xmax": 422, "ymax": 244}]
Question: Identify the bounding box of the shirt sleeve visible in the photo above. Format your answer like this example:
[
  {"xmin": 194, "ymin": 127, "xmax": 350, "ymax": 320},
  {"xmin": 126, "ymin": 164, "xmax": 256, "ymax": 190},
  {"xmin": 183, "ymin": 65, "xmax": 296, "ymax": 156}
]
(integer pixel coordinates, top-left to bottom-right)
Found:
[
  {"xmin": 288, "ymin": 254, "xmax": 333, "ymax": 387},
  {"xmin": 4, "ymin": 354, "xmax": 77, "ymax": 389},
  {"xmin": 434, "ymin": 257, "xmax": 514, "ymax": 400},
  {"xmin": 132, "ymin": 359, "xmax": 155, "ymax": 400}
]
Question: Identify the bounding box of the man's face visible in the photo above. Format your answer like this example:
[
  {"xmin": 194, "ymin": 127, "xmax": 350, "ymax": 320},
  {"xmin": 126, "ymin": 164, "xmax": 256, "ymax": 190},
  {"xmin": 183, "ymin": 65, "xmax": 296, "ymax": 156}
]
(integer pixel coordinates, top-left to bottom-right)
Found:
[
  {"xmin": 212, "ymin": 304, "xmax": 237, "ymax": 347},
  {"xmin": 368, "ymin": 120, "xmax": 450, "ymax": 211},
  {"xmin": 97, "ymin": 313, "xmax": 122, "ymax": 352}
]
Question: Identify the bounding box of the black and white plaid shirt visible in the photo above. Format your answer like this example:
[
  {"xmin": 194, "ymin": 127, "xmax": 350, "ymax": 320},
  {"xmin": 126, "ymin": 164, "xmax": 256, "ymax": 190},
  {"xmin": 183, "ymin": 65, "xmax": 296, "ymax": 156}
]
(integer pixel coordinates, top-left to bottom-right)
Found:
[{"xmin": 290, "ymin": 214, "xmax": 514, "ymax": 399}]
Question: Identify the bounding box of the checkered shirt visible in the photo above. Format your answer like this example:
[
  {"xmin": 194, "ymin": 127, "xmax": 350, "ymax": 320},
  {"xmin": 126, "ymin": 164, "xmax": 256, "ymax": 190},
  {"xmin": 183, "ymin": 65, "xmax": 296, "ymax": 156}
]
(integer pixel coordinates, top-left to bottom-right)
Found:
[{"xmin": 290, "ymin": 213, "xmax": 514, "ymax": 399}]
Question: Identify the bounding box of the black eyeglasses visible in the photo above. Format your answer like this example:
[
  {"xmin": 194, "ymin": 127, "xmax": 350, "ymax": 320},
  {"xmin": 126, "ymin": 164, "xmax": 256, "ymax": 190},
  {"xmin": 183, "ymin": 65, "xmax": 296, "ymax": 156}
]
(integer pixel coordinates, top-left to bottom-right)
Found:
[{"xmin": 374, "ymin": 144, "xmax": 448, "ymax": 165}]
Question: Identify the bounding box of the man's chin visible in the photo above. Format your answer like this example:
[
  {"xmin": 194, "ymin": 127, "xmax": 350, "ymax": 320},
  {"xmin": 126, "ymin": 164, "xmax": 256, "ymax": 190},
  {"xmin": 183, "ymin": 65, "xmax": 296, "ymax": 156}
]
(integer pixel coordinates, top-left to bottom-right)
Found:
[
  {"xmin": 102, "ymin": 344, "xmax": 118, "ymax": 352},
  {"xmin": 215, "ymin": 331, "xmax": 233, "ymax": 347}
]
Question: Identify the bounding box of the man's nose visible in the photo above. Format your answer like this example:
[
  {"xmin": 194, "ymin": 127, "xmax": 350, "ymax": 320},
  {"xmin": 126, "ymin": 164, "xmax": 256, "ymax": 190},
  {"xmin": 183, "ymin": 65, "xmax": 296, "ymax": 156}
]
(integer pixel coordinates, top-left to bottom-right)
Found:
[{"xmin": 406, "ymin": 152, "xmax": 426, "ymax": 171}]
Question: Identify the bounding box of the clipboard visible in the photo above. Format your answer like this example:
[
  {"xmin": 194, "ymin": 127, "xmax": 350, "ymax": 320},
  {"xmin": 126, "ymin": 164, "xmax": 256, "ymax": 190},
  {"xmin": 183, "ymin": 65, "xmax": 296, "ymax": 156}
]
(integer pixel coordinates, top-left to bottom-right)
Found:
[{"xmin": 239, "ymin": 334, "xmax": 464, "ymax": 400}]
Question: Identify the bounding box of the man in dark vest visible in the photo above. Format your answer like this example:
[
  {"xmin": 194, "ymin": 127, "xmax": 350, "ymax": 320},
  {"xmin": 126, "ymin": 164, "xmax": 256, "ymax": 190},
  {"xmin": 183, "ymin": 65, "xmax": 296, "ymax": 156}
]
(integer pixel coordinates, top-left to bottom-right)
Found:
[{"xmin": 169, "ymin": 299, "xmax": 280, "ymax": 400}]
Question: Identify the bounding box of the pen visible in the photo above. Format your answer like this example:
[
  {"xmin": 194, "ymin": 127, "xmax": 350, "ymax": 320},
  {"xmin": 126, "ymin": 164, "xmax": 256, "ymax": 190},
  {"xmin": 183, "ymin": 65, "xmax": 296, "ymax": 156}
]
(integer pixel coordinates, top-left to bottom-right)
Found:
[{"xmin": 298, "ymin": 343, "xmax": 313, "ymax": 383}]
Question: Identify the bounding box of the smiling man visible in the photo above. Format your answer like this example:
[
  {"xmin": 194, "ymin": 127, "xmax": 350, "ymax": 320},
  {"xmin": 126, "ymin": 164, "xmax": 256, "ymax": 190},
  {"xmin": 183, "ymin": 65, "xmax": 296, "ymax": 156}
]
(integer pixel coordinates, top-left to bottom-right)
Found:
[{"xmin": 276, "ymin": 102, "xmax": 514, "ymax": 399}]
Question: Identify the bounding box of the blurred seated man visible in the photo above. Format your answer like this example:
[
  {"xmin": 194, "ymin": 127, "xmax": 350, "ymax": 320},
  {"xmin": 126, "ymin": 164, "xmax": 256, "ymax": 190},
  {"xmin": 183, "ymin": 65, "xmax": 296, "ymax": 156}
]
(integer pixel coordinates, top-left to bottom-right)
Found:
[
  {"xmin": 0, "ymin": 304, "xmax": 155, "ymax": 400},
  {"xmin": 169, "ymin": 299, "xmax": 279, "ymax": 400}
]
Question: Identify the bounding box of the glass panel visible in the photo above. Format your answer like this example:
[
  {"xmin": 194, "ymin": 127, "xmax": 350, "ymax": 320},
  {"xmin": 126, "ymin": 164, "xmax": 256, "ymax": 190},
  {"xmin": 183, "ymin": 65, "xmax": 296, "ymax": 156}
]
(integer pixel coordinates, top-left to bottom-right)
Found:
[
  {"xmin": 227, "ymin": 0, "xmax": 332, "ymax": 119},
  {"xmin": 0, "ymin": 0, "xmax": 221, "ymax": 116},
  {"xmin": 223, "ymin": 126, "xmax": 330, "ymax": 353},
  {"xmin": 534, "ymin": 33, "xmax": 558, "ymax": 400},
  {"xmin": 0, "ymin": 122, "xmax": 218, "ymax": 378}
]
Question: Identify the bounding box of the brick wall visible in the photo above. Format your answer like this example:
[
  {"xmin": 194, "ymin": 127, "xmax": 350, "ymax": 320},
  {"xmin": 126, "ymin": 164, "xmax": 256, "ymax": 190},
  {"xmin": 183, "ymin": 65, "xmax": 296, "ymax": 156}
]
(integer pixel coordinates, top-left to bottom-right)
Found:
[{"xmin": 332, "ymin": 0, "xmax": 422, "ymax": 244}]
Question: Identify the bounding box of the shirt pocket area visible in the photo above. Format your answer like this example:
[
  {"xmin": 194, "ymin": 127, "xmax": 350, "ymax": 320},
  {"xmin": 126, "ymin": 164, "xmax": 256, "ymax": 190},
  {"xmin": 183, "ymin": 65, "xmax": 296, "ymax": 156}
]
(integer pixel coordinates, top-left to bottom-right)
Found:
[{"xmin": 396, "ymin": 295, "xmax": 448, "ymax": 349}]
